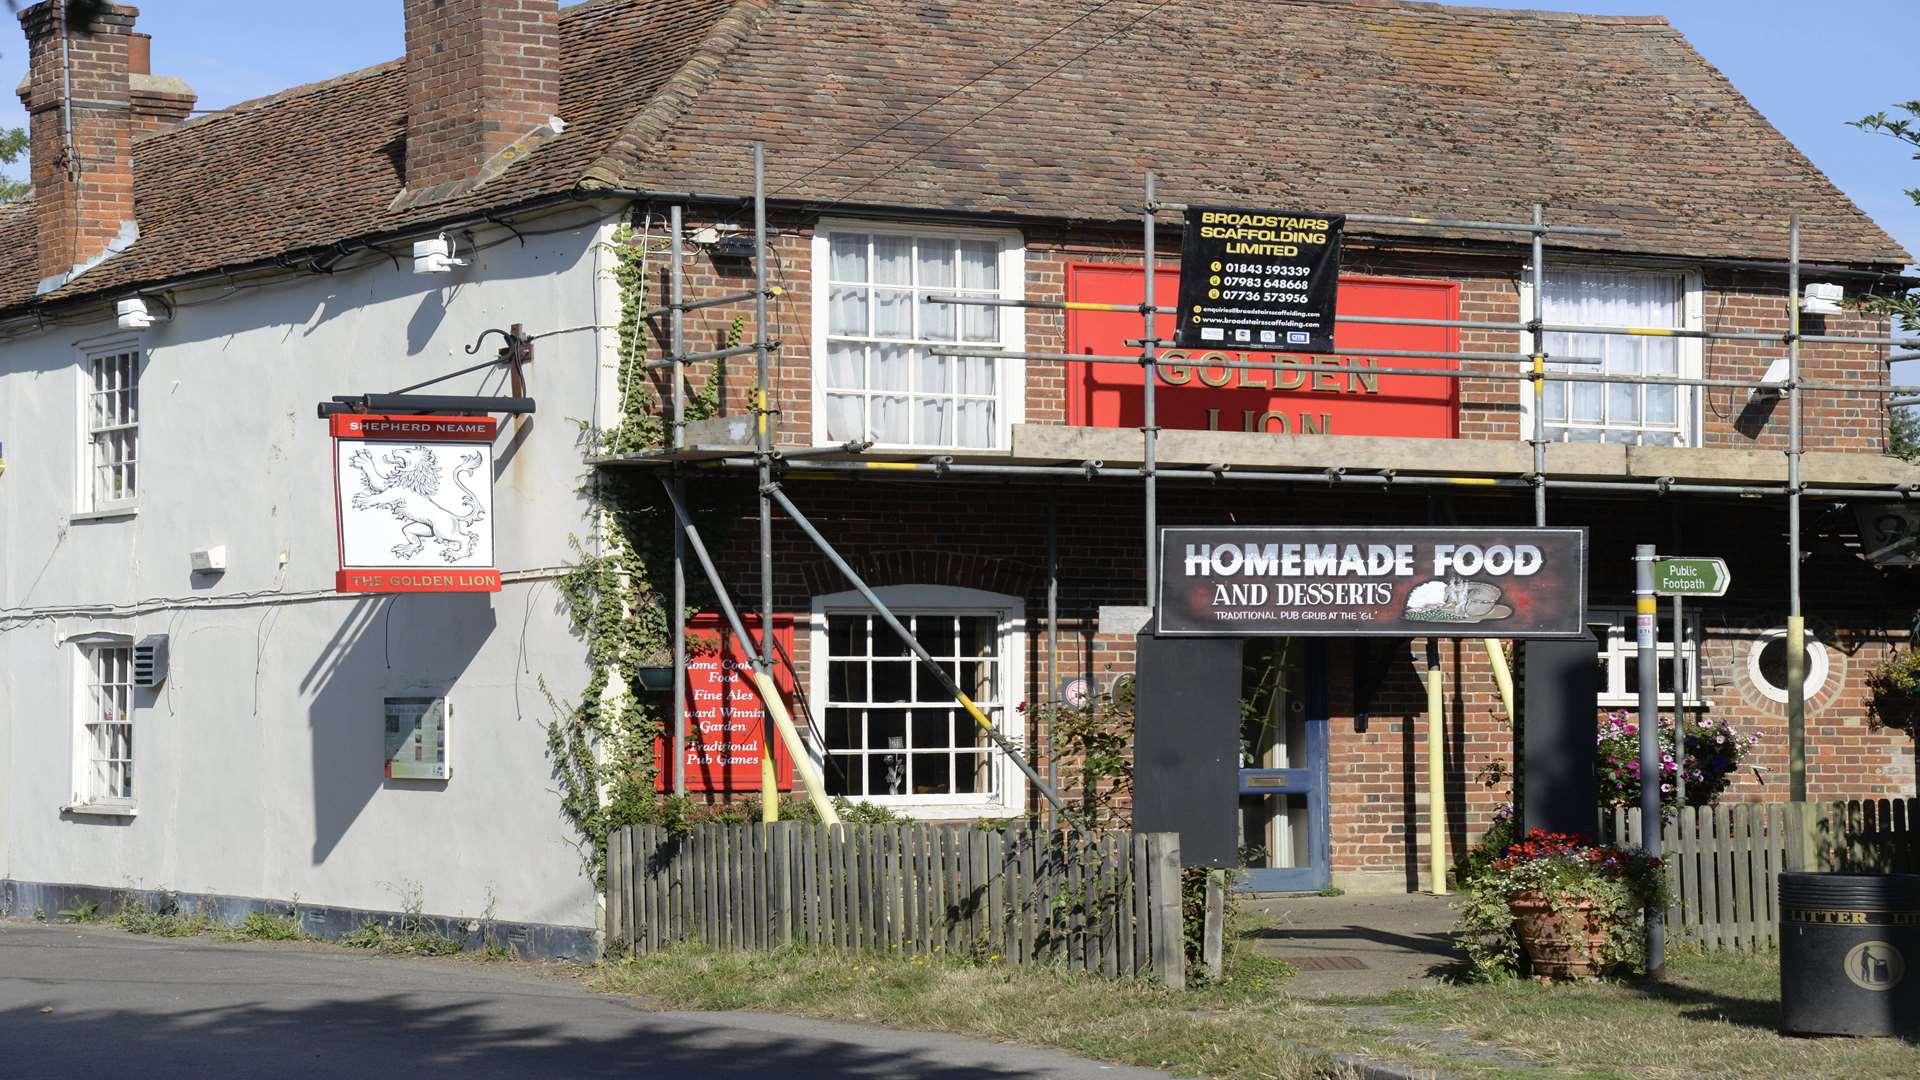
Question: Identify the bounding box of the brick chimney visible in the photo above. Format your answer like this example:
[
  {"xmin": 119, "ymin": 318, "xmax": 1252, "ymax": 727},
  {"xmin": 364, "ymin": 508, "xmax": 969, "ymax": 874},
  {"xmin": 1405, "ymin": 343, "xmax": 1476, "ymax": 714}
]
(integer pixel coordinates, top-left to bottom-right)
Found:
[
  {"xmin": 16, "ymin": 1, "xmax": 139, "ymax": 291},
  {"xmin": 127, "ymin": 32, "xmax": 197, "ymax": 134},
  {"xmin": 400, "ymin": 0, "xmax": 560, "ymax": 202}
]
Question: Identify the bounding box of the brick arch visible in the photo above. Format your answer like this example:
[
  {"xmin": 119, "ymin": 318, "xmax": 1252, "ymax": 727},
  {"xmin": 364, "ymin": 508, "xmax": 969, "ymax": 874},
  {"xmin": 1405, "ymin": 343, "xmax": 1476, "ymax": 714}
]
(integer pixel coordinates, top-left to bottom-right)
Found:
[{"xmin": 799, "ymin": 549, "xmax": 1041, "ymax": 599}]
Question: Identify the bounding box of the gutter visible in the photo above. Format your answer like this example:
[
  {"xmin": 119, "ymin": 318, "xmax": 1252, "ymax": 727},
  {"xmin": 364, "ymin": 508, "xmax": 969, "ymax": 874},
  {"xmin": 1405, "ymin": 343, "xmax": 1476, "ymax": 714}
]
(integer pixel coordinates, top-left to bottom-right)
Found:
[{"xmin": 0, "ymin": 186, "xmax": 654, "ymax": 335}]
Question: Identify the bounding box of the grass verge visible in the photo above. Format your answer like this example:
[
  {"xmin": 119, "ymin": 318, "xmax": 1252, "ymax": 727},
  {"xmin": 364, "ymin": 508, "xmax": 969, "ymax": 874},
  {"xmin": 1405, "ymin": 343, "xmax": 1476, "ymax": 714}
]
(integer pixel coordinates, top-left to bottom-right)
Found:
[
  {"xmin": 590, "ymin": 945, "xmax": 1920, "ymax": 1080},
  {"xmin": 1374, "ymin": 948, "xmax": 1920, "ymax": 1080}
]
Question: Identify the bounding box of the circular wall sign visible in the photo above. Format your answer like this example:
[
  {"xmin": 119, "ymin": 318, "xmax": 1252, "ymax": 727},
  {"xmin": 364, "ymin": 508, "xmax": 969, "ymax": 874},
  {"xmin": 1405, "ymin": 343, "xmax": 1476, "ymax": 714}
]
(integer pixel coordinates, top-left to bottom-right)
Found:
[{"xmin": 1060, "ymin": 677, "xmax": 1095, "ymax": 709}]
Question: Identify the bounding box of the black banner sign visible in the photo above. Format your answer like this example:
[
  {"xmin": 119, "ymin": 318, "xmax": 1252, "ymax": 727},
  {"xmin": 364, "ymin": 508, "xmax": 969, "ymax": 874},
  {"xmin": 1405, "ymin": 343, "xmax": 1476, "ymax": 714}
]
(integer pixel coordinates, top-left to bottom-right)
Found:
[
  {"xmin": 1157, "ymin": 527, "xmax": 1587, "ymax": 637},
  {"xmin": 1174, "ymin": 206, "xmax": 1343, "ymax": 352}
]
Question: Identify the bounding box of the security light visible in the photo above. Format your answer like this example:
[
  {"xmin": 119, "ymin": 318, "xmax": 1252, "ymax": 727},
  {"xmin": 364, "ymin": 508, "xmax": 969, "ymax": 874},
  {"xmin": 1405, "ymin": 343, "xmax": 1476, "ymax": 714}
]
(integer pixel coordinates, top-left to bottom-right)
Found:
[
  {"xmin": 115, "ymin": 297, "xmax": 165, "ymax": 330},
  {"xmin": 1800, "ymin": 282, "xmax": 1844, "ymax": 316},
  {"xmin": 413, "ymin": 234, "xmax": 469, "ymax": 274}
]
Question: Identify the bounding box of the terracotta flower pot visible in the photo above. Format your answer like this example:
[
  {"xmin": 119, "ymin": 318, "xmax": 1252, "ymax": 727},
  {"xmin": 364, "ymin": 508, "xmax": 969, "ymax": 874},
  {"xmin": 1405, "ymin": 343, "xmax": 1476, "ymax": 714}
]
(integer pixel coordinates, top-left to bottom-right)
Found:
[{"xmin": 1509, "ymin": 891, "xmax": 1612, "ymax": 980}]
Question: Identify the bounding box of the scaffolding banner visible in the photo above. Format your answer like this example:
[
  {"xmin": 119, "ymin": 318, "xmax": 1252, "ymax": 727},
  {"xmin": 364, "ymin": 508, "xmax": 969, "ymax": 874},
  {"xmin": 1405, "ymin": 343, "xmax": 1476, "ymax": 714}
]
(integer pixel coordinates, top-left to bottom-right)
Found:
[
  {"xmin": 1157, "ymin": 526, "xmax": 1587, "ymax": 637},
  {"xmin": 1175, "ymin": 207, "xmax": 1343, "ymax": 352}
]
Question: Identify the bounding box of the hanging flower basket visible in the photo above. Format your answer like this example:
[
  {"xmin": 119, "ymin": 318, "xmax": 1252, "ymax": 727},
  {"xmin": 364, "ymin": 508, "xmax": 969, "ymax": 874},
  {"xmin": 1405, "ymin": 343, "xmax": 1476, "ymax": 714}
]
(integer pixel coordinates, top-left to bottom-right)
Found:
[
  {"xmin": 1508, "ymin": 891, "xmax": 1613, "ymax": 980},
  {"xmin": 1866, "ymin": 650, "xmax": 1920, "ymax": 734}
]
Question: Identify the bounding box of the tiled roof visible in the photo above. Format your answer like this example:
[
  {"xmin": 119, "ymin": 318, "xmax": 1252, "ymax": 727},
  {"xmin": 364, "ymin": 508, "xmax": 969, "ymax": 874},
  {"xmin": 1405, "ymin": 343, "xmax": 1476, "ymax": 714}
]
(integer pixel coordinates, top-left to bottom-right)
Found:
[
  {"xmin": 0, "ymin": 0, "xmax": 747, "ymax": 317},
  {"xmin": 627, "ymin": 0, "xmax": 1908, "ymax": 266},
  {"xmin": 0, "ymin": 0, "xmax": 1905, "ymax": 320}
]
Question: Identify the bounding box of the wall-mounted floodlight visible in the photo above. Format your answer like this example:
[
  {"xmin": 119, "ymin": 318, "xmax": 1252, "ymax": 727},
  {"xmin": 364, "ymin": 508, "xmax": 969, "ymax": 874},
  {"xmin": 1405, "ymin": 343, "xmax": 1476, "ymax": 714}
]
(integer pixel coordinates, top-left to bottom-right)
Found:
[
  {"xmin": 412, "ymin": 234, "xmax": 469, "ymax": 275},
  {"xmin": 116, "ymin": 297, "xmax": 166, "ymax": 330},
  {"xmin": 1800, "ymin": 283, "xmax": 1844, "ymax": 316},
  {"xmin": 1749, "ymin": 356, "xmax": 1789, "ymax": 403}
]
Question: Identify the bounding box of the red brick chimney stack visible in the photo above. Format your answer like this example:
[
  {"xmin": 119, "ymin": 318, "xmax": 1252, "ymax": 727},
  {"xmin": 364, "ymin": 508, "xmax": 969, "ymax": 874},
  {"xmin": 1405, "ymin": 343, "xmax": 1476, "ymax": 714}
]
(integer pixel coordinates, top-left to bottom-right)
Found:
[
  {"xmin": 401, "ymin": 0, "xmax": 560, "ymax": 199},
  {"xmin": 127, "ymin": 31, "xmax": 198, "ymax": 134},
  {"xmin": 17, "ymin": 1, "xmax": 139, "ymax": 290}
]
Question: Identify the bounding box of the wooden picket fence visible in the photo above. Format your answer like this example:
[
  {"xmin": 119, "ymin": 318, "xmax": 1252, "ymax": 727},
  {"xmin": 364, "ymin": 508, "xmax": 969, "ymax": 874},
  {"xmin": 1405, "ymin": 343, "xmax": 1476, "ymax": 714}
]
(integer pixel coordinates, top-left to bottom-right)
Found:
[
  {"xmin": 1604, "ymin": 799, "xmax": 1920, "ymax": 951},
  {"xmin": 605, "ymin": 823, "xmax": 1190, "ymax": 986}
]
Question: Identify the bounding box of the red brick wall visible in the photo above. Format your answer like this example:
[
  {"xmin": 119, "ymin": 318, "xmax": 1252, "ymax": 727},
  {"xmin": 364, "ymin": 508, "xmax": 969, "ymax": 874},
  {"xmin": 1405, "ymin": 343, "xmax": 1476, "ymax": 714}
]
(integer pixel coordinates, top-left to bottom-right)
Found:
[
  {"xmin": 645, "ymin": 218, "xmax": 1894, "ymax": 454},
  {"xmin": 402, "ymin": 0, "xmax": 558, "ymax": 192},
  {"xmin": 18, "ymin": 1, "xmax": 137, "ymax": 283},
  {"xmin": 635, "ymin": 214, "xmax": 1915, "ymax": 885}
]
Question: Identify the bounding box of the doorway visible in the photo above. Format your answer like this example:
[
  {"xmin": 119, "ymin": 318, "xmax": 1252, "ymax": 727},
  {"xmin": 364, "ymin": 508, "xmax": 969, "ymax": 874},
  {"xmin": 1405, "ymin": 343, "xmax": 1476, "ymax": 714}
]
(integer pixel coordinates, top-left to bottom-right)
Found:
[{"xmin": 1237, "ymin": 639, "xmax": 1330, "ymax": 892}]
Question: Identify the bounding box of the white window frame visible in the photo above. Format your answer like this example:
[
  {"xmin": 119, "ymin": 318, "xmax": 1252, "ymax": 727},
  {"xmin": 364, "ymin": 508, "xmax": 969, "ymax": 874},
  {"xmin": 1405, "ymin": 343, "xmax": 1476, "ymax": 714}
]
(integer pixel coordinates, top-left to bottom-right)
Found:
[
  {"xmin": 1517, "ymin": 267, "xmax": 1704, "ymax": 448},
  {"xmin": 68, "ymin": 633, "xmax": 138, "ymax": 815},
  {"xmin": 75, "ymin": 339, "xmax": 143, "ymax": 519},
  {"xmin": 1588, "ymin": 608, "xmax": 1708, "ymax": 709},
  {"xmin": 811, "ymin": 220, "xmax": 1026, "ymax": 450},
  {"xmin": 807, "ymin": 585, "xmax": 1027, "ymax": 819},
  {"xmin": 1748, "ymin": 627, "xmax": 1831, "ymax": 705}
]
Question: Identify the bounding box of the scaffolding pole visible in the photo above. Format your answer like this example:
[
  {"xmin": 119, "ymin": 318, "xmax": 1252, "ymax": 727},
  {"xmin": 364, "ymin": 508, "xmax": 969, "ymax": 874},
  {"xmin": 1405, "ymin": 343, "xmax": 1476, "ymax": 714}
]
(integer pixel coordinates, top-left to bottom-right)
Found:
[
  {"xmin": 1788, "ymin": 217, "xmax": 1808, "ymax": 803},
  {"xmin": 1531, "ymin": 204, "xmax": 1548, "ymax": 528},
  {"xmin": 752, "ymin": 143, "xmax": 779, "ymax": 821},
  {"xmin": 766, "ymin": 485, "xmax": 1071, "ymax": 815},
  {"xmin": 1143, "ymin": 172, "xmax": 1160, "ymax": 605},
  {"xmin": 670, "ymin": 203, "xmax": 689, "ymax": 798}
]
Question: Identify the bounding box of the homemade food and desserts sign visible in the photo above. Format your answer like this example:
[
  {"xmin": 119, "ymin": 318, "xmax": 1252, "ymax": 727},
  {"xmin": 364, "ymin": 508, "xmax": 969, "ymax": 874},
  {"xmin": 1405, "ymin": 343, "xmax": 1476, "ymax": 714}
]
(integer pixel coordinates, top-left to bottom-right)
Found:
[
  {"xmin": 1175, "ymin": 206, "xmax": 1344, "ymax": 353},
  {"xmin": 1157, "ymin": 527, "xmax": 1587, "ymax": 637}
]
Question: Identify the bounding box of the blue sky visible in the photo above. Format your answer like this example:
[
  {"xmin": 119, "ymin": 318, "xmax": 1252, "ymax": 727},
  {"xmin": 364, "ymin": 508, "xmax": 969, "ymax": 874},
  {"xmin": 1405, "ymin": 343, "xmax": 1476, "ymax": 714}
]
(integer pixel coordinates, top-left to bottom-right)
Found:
[{"xmin": 0, "ymin": 0, "xmax": 1916, "ymax": 260}]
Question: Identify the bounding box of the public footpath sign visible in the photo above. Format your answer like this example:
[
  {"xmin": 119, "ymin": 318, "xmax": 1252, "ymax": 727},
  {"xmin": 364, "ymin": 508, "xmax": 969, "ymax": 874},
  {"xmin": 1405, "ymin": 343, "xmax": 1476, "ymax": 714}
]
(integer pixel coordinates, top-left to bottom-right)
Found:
[
  {"xmin": 1157, "ymin": 526, "xmax": 1587, "ymax": 637},
  {"xmin": 1654, "ymin": 557, "xmax": 1730, "ymax": 598},
  {"xmin": 1175, "ymin": 207, "xmax": 1344, "ymax": 353}
]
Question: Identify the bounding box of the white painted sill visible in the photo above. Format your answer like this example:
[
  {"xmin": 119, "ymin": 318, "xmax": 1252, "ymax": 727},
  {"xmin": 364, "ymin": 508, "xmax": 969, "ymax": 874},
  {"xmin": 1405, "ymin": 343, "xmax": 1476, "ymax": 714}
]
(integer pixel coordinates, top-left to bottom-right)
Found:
[
  {"xmin": 63, "ymin": 802, "xmax": 138, "ymax": 818},
  {"xmin": 70, "ymin": 505, "xmax": 138, "ymax": 524}
]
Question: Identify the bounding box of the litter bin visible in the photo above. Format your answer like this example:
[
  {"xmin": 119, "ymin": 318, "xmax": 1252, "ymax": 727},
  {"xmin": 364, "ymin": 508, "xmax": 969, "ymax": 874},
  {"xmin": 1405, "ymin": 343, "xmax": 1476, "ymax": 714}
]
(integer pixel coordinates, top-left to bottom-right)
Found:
[{"xmin": 1778, "ymin": 872, "xmax": 1920, "ymax": 1037}]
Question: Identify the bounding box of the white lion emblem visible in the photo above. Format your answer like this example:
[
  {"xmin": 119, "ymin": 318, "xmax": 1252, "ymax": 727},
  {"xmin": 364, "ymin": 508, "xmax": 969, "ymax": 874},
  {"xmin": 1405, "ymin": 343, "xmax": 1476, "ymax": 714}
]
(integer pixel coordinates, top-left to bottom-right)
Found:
[{"xmin": 347, "ymin": 446, "xmax": 486, "ymax": 560}]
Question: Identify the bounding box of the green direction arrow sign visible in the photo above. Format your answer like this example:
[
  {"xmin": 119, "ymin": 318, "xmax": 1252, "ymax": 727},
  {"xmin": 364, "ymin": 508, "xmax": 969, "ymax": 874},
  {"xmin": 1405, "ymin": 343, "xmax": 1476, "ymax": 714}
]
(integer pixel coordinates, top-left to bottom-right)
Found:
[{"xmin": 1654, "ymin": 557, "xmax": 1730, "ymax": 597}]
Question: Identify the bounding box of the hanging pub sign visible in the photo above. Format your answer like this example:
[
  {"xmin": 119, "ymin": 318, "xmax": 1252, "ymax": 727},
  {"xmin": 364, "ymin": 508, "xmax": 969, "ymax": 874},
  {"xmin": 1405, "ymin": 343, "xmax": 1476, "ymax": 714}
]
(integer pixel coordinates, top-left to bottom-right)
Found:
[
  {"xmin": 1157, "ymin": 527, "xmax": 1587, "ymax": 637},
  {"xmin": 1175, "ymin": 206, "xmax": 1344, "ymax": 353},
  {"xmin": 331, "ymin": 414, "xmax": 500, "ymax": 593},
  {"xmin": 654, "ymin": 613, "xmax": 795, "ymax": 793}
]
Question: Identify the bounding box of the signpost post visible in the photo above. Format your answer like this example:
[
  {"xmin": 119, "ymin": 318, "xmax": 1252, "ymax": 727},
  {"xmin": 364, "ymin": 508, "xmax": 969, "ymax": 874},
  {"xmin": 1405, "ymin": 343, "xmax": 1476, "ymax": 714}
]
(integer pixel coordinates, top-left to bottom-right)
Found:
[
  {"xmin": 1652, "ymin": 557, "xmax": 1730, "ymax": 809},
  {"xmin": 1634, "ymin": 545, "xmax": 1665, "ymax": 979}
]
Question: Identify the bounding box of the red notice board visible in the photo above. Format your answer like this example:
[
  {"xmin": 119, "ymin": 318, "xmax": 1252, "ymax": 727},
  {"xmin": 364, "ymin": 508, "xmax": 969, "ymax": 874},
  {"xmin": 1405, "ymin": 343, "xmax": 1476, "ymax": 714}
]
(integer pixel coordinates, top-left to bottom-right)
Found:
[
  {"xmin": 1066, "ymin": 265, "xmax": 1460, "ymax": 438},
  {"xmin": 654, "ymin": 613, "xmax": 796, "ymax": 793}
]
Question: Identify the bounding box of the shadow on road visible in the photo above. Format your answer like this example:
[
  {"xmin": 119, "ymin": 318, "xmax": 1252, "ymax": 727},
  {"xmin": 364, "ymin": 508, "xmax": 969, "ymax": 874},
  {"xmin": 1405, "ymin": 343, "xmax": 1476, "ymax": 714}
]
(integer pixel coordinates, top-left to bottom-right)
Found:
[{"xmin": 1, "ymin": 994, "xmax": 1047, "ymax": 1079}]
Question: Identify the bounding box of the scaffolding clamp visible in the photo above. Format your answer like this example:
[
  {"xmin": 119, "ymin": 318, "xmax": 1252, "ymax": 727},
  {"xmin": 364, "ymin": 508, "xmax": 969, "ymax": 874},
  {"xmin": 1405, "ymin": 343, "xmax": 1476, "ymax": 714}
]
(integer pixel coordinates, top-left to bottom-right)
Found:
[
  {"xmin": 1207, "ymin": 462, "xmax": 1231, "ymax": 479},
  {"xmin": 1655, "ymin": 476, "xmax": 1675, "ymax": 495},
  {"xmin": 1081, "ymin": 459, "xmax": 1104, "ymax": 480},
  {"xmin": 1324, "ymin": 467, "xmax": 1347, "ymax": 484}
]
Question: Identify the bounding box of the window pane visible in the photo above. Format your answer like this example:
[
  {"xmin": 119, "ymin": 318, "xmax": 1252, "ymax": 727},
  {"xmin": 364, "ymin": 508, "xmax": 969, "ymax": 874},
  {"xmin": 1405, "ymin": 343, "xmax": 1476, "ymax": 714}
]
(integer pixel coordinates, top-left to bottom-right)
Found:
[
  {"xmin": 872, "ymin": 346, "xmax": 910, "ymax": 392},
  {"xmin": 917, "ymin": 241, "xmax": 955, "ymax": 290},
  {"xmin": 961, "ymin": 304, "xmax": 998, "ymax": 343},
  {"xmin": 917, "ymin": 352, "xmax": 951, "ymax": 396},
  {"xmin": 828, "ymin": 660, "xmax": 861, "ymax": 701},
  {"xmin": 874, "ymin": 288, "xmax": 912, "ymax": 338},
  {"xmin": 958, "ymin": 355, "xmax": 994, "ymax": 396},
  {"xmin": 872, "ymin": 395, "xmax": 909, "ymax": 442},
  {"xmin": 1571, "ymin": 381, "xmax": 1603, "ymax": 422},
  {"xmin": 956, "ymin": 400, "xmax": 994, "ymax": 448},
  {"xmin": 872, "ymin": 661, "xmax": 912, "ymax": 702},
  {"xmin": 873, "ymin": 235, "xmax": 913, "ymax": 285},
  {"xmin": 1646, "ymin": 384, "xmax": 1677, "ymax": 426},
  {"xmin": 1609, "ymin": 383, "xmax": 1639, "ymax": 425},
  {"xmin": 830, "ymin": 233, "xmax": 868, "ymax": 282},
  {"xmin": 827, "ymin": 615, "xmax": 861, "ymax": 657},
  {"xmin": 919, "ymin": 294, "xmax": 957, "ymax": 342},
  {"xmin": 916, "ymin": 398, "xmax": 952, "ymax": 445},
  {"xmin": 829, "ymin": 286, "xmax": 868, "ymax": 335},
  {"xmin": 912, "ymin": 711, "xmax": 952, "ymax": 751},
  {"xmin": 826, "ymin": 754, "xmax": 858, "ymax": 795},
  {"xmin": 959, "ymin": 240, "xmax": 998, "ymax": 290},
  {"xmin": 823, "ymin": 342, "xmax": 864, "ymax": 390},
  {"xmin": 871, "ymin": 753, "xmax": 906, "ymax": 796},
  {"xmin": 823, "ymin": 394, "xmax": 864, "ymax": 443}
]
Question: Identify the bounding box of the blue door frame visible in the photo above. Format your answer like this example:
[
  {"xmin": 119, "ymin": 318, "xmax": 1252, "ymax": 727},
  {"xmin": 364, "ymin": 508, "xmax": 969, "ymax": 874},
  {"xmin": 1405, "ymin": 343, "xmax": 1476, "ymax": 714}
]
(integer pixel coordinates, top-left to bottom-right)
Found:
[{"xmin": 1236, "ymin": 640, "xmax": 1331, "ymax": 893}]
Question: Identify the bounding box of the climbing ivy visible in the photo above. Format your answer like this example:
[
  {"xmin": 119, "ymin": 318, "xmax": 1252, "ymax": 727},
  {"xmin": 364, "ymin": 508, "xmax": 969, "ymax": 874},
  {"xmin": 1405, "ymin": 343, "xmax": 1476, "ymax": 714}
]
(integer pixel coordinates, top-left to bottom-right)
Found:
[{"xmin": 545, "ymin": 216, "xmax": 745, "ymax": 885}]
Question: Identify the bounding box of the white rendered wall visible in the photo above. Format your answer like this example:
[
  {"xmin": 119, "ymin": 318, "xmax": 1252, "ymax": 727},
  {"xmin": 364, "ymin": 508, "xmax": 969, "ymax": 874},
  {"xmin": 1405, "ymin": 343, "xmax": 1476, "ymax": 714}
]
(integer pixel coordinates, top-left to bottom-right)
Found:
[{"xmin": 0, "ymin": 209, "xmax": 621, "ymax": 933}]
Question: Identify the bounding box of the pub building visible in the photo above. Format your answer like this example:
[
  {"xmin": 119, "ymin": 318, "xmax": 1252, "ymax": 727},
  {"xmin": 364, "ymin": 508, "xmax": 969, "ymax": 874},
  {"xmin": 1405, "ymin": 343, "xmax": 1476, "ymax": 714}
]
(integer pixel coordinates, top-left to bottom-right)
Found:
[
  {"xmin": 617, "ymin": 0, "xmax": 1920, "ymax": 894},
  {"xmin": 4, "ymin": 1, "xmax": 1917, "ymax": 951}
]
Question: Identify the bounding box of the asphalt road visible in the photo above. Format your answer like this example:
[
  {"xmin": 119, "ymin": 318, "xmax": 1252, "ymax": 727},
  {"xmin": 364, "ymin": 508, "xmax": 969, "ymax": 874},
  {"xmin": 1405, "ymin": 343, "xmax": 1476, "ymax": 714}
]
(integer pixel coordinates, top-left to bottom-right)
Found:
[{"xmin": 0, "ymin": 920, "xmax": 1167, "ymax": 1079}]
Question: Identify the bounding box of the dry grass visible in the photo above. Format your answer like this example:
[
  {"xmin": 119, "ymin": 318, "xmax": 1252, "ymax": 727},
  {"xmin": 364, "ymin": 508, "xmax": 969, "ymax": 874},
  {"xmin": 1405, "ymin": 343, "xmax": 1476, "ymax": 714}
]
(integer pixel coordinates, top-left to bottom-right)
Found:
[{"xmin": 589, "ymin": 945, "xmax": 1920, "ymax": 1080}]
